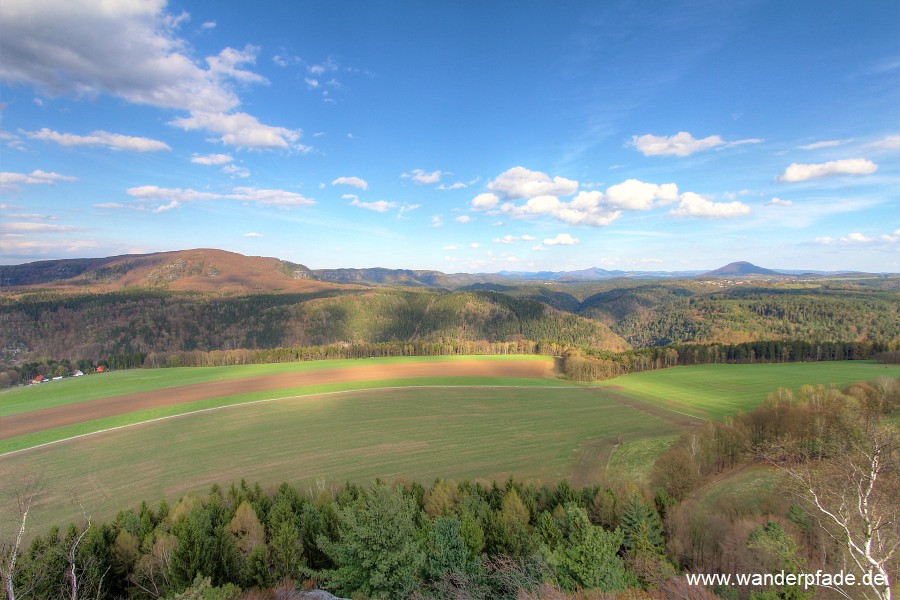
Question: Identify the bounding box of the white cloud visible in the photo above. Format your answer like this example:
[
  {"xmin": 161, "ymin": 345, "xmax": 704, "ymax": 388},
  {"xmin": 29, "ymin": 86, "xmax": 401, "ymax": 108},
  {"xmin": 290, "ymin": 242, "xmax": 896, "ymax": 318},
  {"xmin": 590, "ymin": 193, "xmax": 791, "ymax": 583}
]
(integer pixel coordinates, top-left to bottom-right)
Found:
[
  {"xmin": 605, "ymin": 179, "xmax": 679, "ymax": 210},
  {"xmin": 402, "ymin": 169, "xmax": 443, "ymax": 185},
  {"xmin": 332, "ymin": 176, "xmax": 368, "ymax": 190},
  {"xmin": 630, "ymin": 131, "xmax": 762, "ymax": 157},
  {"xmin": 0, "ymin": 2, "xmax": 313, "ymax": 154},
  {"xmin": 25, "ymin": 128, "xmax": 171, "ymax": 151},
  {"xmin": 305, "ymin": 77, "xmax": 320, "ymax": 89},
  {"xmin": 815, "ymin": 229, "xmax": 899, "ymax": 246},
  {"xmin": 0, "ymin": 238, "xmax": 99, "ymax": 255},
  {"xmin": 0, "ymin": 1, "xmax": 264, "ymax": 114},
  {"xmin": 767, "ymin": 197, "xmax": 793, "ymax": 206},
  {"xmin": 242, "ymin": 232, "xmax": 262, "ymax": 237},
  {"xmin": 191, "ymin": 153, "xmax": 233, "ymax": 165},
  {"xmin": 471, "ymin": 193, "xmax": 500, "ymax": 211},
  {"xmin": 669, "ymin": 192, "xmax": 751, "ymax": 218},
  {"xmin": 442, "ymin": 245, "xmax": 457, "ymax": 250},
  {"xmin": 455, "ymin": 215, "xmax": 471, "ymax": 223},
  {"xmin": 863, "ymin": 135, "xmax": 900, "ymax": 151},
  {"xmin": 431, "ymin": 216, "xmax": 443, "ymax": 228},
  {"xmin": 230, "ymin": 187, "xmax": 314, "ymax": 207},
  {"xmin": 201, "ymin": 21, "xmax": 216, "ymax": 30},
  {"xmin": 499, "ymin": 192, "xmax": 622, "ymax": 227},
  {"xmin": 1, "ymin": 222, "xmax": 80, "ymax": 233},
  {"xmin": 493, "ymin": 234, "xmax": 536, "ymax": 244},
  {"xmin": 124, "ymin": 185, "xmax": 314, "ymax": 209},
  {"xmin": 170, "ymin": 111, "xmax": 300, "ymax": 149},
  {"xmin": 205, "ymin": 45, "xmax": 267, "ymax": 84},
  {"xmin": 438, "ymin": 182, "xmax": 468, "ymax": 190},
  {"xmin": 0, "ymin": 169, "xmax": 75, "ymax": 191},
  {"xmin": 341, "ymin": 194, "xmax": 359, "ymax": 201},
  {"xmin": 543, "ymin": 233, "xmax": 579, "ymax": 246},
  {"xmin": 487, "ymin": 166, "xmax": 578, "ymax": 199},
  {"xmin": 797, "ymin": 139, "xmax": 847, "ymax": 150},
  {"xmin": 350, "ymin": 199, "xmax": 395, "ymax": 212},
  {"xmin": 222, "ymin": 164, "xmax": 250, "ymax": 178},
  {"xmin": 469, "ymin": 242, "xmax": 480, "ymax": 248},
  {"xmin": 398, "ymin": 203, "xmax": 421, "ymax": 216},
  {"xmin": 777, "ymin": 158, "xmax": 878, "ymax": 182}
]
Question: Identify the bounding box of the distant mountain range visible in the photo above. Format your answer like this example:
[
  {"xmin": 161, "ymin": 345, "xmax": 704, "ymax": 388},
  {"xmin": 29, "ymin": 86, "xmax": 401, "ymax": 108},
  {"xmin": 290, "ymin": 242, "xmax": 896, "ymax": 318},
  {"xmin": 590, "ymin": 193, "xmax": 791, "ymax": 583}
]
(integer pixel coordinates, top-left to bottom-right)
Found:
[{"xmin": 0, "ymin": 250, "xmax": 888, "ymax": 291}]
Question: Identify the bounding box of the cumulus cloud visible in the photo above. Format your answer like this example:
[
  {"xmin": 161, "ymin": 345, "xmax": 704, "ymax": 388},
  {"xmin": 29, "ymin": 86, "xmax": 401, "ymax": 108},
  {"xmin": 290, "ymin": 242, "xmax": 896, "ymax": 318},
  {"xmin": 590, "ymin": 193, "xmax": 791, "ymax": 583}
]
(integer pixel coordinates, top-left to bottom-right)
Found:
[
  {"xmin": 25, "ymin": 128, "xmax": 170, "ymax": 151},
  {"xmin": 442, "ymin": 245, "xmax": 457, "ymax": 250},
  {"xmin": 350, "ymin": 199, "xmax": 396, "ymax": 212},
  {"xmin": 487, "ymin": 167, "xmax": 578, "ymax": 199},
  {"xmin": 777, "ymin": 158, "xmax": 878, "ymax": 182},
  {"xmin": 124, "ymin": 185, "xmax": 314, "ymax": 210},
  {"xmin": 455, "ymin": 215, "xmax": 471, "ymax": 223},
  {"xmin": 605, "ymin": 179, "xmax": 679, "ymax": 210},
  {"xmin": 242, "ymin": 232, "xmax": 262, "ymax": 237},
  {"xmin": 191, "ymin": 153, "xmax": 233, "ymax": 165},
  {"xmin": 471, "ymin": 193, "xmax": 500, "ymax": 211},
  {"xmin": 0, "ymin": 1, "xmax": 304, "ymax": 152},
  {"xmin": 431, "ymin": 216, "xmax": 443, "ymax": 228},
  {"xmin": 170, "ymin": 111, "xmax": 300, "ymax": 149},
  {"xmin": 0, "ymin": 1, "xmax": 237, "ymax": 112},
  {"xmin": 499, "ymin": 192, "xmax": 621, "ymax": 227},
  {"xmin": 332, "ymin": 176, "xmax": 368, "ymax": 190},
  {"xmin": 476, "ymin": 167, "xmax": 751, "ymax": 227},
  {"xmin": 402, "ymin": 169, "xmax": 443, "ymax": 185},
  {"xmin": 0, "ymin": 169, "xmax": 75, "ymax": 191},
  {"xmin": 767, "ymin": 197, "xmax": 793, "ymax": 206},
  {"xmin": 630, "ymin": 132, "xmax": 763, "ymax": 157},
  {"xmin": 543, "ymin": 233, "xmax": 579, "ymax": 246},
  {"xmin": 669, "ymin": 192, "xmax": 751, "ymax": 218}
]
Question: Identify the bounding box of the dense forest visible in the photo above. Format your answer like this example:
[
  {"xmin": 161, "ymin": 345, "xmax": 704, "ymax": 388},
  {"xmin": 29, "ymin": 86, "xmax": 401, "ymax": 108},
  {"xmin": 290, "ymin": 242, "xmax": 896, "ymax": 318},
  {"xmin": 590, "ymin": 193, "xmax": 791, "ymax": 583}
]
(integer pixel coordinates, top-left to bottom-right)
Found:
[
  {"xmin": 2, "ymin": 281, "xmax": 899, "ymax": 387},
  {"xmin": 4, "ymin": 378, "xmax": 897, "ymax": 599}
]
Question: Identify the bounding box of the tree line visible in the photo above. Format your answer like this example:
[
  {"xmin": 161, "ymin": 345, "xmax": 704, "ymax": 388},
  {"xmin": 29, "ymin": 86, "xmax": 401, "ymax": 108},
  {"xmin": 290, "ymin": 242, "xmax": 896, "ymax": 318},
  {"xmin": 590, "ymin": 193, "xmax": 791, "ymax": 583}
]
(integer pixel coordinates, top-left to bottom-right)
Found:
[{"xmin": 4, "ymin": 338, "xmax": 895, "ymax": 388}]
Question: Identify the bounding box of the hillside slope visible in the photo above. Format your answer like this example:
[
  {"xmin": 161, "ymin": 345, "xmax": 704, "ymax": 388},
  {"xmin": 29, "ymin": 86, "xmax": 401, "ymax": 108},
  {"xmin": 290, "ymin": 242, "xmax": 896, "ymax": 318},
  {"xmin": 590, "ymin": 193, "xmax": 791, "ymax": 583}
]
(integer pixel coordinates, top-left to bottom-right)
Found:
[{"xmin": 0, "ymin": 249, "xmax": 341, "ymax": 293}]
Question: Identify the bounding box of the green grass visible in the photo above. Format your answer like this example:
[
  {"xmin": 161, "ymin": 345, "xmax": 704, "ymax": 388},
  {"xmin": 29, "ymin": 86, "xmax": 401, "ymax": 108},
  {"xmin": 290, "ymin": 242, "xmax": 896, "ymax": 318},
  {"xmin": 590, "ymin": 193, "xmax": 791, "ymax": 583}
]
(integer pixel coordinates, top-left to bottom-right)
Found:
[
  {"xmin": 2, "ymin": 358, "xmax": 895, "ymax": 535},
  {"xmin": 0, "ymin": 376, "xmax": 575, "ymax": 455},
  {"xmin": 1, "ymin": 386, "xmax": 675, "ymax": 534},
  {"xmin": 596, "ymin": 361, "xmax": 900, "ymax": 419},
  {"xmin": 606, "ymin": 435, "xmax": 679, "ymax": 484},
  {"xmin": 0, "ymin": 354, "xmax": 550, "ymax": 417},
  {"xmin": 696, "ymin": 464, "xmax": 784, "ymax": 512}
]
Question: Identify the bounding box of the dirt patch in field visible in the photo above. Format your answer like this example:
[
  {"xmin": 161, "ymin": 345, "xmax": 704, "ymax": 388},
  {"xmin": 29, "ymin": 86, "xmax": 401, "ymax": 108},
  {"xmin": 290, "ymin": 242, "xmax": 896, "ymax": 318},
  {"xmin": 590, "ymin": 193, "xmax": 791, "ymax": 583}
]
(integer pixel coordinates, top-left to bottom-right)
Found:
[{"xmin": 1, "ymin": 359, "xmax": 551, "ymax": 440}]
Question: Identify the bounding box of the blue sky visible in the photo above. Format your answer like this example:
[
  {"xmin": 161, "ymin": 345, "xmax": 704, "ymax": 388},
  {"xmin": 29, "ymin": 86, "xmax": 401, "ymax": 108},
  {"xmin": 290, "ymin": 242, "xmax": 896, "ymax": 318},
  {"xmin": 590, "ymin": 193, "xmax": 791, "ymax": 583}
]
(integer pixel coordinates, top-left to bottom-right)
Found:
[{"xmin": 1, "ymin": 0, "xmax": 897, "ymax": 272}]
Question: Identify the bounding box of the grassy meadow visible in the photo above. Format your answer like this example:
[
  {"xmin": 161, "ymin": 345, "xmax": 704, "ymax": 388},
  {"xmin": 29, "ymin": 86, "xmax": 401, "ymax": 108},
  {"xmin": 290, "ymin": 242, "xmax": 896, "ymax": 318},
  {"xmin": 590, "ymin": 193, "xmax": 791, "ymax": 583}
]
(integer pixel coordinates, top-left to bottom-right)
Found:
[
  {"xmin": 596, "ymin": 361, "xmax": 900, "ymax": 419},
  {"xmin": 1, "ymin": 357, "xmax": 896, "ymax": 535}
]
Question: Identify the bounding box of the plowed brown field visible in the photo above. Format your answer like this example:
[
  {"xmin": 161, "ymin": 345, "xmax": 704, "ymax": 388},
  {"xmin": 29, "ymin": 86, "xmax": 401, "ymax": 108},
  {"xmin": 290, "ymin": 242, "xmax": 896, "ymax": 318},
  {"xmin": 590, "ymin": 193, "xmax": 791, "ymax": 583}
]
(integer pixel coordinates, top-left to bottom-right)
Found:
[{"xmin": 2, "ymin": 359, "xmax": 553, "ymax": 439}]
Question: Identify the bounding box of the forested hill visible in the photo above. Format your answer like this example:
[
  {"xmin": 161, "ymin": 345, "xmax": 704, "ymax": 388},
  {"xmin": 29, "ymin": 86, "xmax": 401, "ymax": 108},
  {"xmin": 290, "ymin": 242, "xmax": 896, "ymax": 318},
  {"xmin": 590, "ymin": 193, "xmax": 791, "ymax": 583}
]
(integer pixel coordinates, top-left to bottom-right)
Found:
[{"xmin": 0, "ymin": 289, "xmax": 627, "ymax": 369}]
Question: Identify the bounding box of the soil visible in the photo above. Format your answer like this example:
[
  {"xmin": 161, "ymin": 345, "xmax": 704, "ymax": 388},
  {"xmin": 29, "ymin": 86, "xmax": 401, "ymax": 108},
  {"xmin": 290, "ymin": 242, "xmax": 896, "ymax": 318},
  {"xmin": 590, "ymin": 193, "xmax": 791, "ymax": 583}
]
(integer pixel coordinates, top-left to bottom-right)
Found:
[{"xmin": 1, "ymin": 359, "xmax": 553, "ymax": 440}]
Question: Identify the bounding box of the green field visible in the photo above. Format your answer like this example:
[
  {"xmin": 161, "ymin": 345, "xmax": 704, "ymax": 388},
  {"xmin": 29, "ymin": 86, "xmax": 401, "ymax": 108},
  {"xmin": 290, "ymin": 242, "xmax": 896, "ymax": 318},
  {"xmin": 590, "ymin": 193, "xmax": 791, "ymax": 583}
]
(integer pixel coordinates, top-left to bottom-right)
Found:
[
  {"xmin": 596, "ymin": 361, "xmax": 900, "ymax": 419},
  {"xmin": 1, "ymin": 358, "xmax": 895, "ymax": 535},
  {"xmin": 0, "ymin": 354, "xmax": 552, "ymax": 417},
  {"xmin": 1, "ymin": 386, "xmax": 675, "ymax": 533}
]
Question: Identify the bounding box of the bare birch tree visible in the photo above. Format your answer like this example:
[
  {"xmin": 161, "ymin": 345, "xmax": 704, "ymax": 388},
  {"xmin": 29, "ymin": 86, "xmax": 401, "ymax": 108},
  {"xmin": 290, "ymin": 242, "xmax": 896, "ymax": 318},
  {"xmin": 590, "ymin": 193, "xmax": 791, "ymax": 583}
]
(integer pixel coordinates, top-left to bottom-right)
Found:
[
  {"xmin": 0, "ymin": 472, "xmax": 44, "ymax": 600},
  {"xmin": 775, "ymin": 422, "xmax": 897, "ymax": 600}
]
